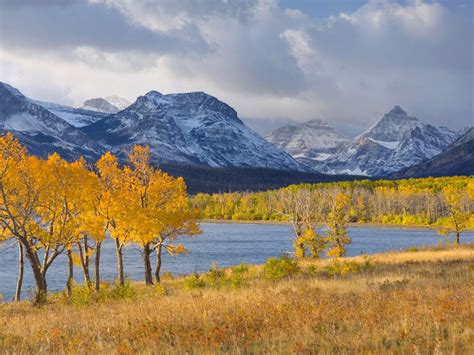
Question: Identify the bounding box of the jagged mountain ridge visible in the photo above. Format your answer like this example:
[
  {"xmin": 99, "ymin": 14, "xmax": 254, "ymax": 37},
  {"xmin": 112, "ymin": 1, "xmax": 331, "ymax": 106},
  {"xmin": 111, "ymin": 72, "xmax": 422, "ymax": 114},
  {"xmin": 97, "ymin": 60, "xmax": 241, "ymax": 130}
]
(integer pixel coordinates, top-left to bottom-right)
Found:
[
  {"xmin": 2, "ymin": 81, "xmax": 462, "ymax": 177},
  {"xmin": 0, "ymin": 82, "xmax": 104, "ymax": 160},
  {"xmin": 321, "ymin": 106, "xmax": 458, "ymax": 176},
  {"xmin": 266, "ymin": 119, "xmax": 349, "ymax": 162},
  {"xmin": 37, "ymin": 95, "xmax": 131, "ymax": 127},
  {"xmin": 36, "ymin": 100, "xmax": 110, "ymax": 127},
  {"xmin": 391, "ymin": 127, "xmax": 474, "ymax": 178},
  {"xmin": 269, "ymin": 106, "xmax": 460, "ymax": 176},
  {"xmin": 82, "ymin": 95, "xmax": 131, "ymax": 113},
  {"xmin": 0, "ymin": 82, "xmax": 303, "ymax": 171},
  {"xmin": 82, "ymin": 98, "xmax": 120, "ymax": 113},
  {"xmin": 83, "ymin": 90, "xmax": 303, "ymax": 170}
]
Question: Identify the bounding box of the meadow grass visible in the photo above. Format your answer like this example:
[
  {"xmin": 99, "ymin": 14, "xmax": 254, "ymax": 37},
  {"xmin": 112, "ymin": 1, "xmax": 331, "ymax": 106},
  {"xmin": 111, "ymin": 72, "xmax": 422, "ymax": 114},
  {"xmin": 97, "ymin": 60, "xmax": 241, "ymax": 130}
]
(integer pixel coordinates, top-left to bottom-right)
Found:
[{"xmin": 0, "ymin": 244, "xmax": 473, "ymax": 354}]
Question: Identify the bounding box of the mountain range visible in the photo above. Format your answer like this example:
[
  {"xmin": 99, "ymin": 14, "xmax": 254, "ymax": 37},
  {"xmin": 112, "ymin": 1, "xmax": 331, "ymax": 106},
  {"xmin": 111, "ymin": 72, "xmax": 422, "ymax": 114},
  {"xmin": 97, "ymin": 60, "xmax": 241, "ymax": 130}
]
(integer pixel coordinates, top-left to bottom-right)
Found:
[
  {"xmin": 390, "ymin": 127, "xmax": 474, "ymax": 178},
  {"xmin": 266, "ymin": 119, "xmax": 350, "ymax": 162},
  {"xmin": 268, "ymin": 106, "xmax": 464, "ymax": 176},
  {"xmin": 0, "ymin": 81, "xmax": 470, "ymax": 183},
  {"xmin": 0, "ymin": 83, "xmax": 104, "ymax": 161},
  {"xmin": 82, "ymin": 90, "xmax": 302, "ymax": 170},
  {"xmin": 0, "ymin": 82, "xmax": 301, "ymax": 171}
]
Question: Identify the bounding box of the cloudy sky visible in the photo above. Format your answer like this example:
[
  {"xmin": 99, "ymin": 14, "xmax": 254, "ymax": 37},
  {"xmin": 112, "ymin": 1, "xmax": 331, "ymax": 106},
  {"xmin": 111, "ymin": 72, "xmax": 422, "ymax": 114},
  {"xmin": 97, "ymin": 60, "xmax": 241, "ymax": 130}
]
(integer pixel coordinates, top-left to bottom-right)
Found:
[{"xmin": 0, "ymin": 0, "xmax": 472, "ymax": 136}]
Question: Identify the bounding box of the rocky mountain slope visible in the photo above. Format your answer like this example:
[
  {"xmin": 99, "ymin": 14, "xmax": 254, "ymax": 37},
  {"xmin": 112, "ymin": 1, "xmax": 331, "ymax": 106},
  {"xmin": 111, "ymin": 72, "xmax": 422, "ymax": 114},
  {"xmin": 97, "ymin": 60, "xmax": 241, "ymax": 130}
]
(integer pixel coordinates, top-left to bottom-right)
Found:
[
  {"xmin": 270, "ymin": 106, "xmax": 459, "ymax": 176},
  {"xmin": 2, "ymin": 81, "xmax": 463, "ymax": 177},
  {"xmin": 1, "ymin": 82, "xmax": 302, "ymax": 171},
  {"xmin": 0, "ymin": 82, "xmax": 104, "ymax": 160},
  {"xmin": 266, "ymin": 119, "xmax": 349, "ymax": 166},
  {"xmin": 391, "ymin": 127, "xmax": 474, "ymax": 178},
  {"xmin": 83, "ymin": 90, "xmax": 303, "ymax": 170},
  {"xmin": 36, "ymin": 100, "xmax": 109, "ymax": 127},
  {"xmin": 82, "ymin": 95, "xmax": 131, "ymax": 113}
]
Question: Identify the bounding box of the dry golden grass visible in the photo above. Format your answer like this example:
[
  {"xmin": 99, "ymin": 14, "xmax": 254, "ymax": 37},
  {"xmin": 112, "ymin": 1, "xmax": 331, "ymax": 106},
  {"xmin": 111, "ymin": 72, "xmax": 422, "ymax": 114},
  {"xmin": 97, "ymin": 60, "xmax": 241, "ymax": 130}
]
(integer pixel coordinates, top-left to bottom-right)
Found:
[{"xmin": 0, "ymin": 245, "xmax": 473, "ymax": 354}]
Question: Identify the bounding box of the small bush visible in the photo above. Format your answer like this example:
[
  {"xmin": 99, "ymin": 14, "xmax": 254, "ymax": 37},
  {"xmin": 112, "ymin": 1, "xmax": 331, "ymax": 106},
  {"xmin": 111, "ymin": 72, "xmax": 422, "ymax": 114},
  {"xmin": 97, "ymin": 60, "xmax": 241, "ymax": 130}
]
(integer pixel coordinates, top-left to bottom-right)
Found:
[
  {"xmin": 62, "ymin": 281, "xmax": 139, "ymax": 305},
  {"xmin": 232, "ymin": 262, "xmax": 249, "ymax": 275},
  {"xmin": 153, "ymin": 284, "xmax": 167, "ymax": 296},
  {"xmin": 105, "ymin": 281, "xmax": 136, "ymax": 300},
  {"xmin": 224, "ymin": 262, "xmax": 249, "ymax": 288},
  {"xmin": 324, "ymin": 259, "xmax": 373, "ymax": 277},
  {"xmin": 161, "ymin": 272, "xmax": 174, "ymax": 281},
  {"xmin": 183, "ymin": 274, "xmax": 206, "ymax": 290},
  {"xmin": 406, "ymin": 246, "xmax": 419, "ymax": 253},
  {"xmin": 305, "ymin": 265, "xmax": 318, "ymax": 276},
  {"xmin": 65, "ymin": 283, "xmax": 97, "ymax": 306},
  {"xmin": 204, "ymin": 262, "xmax": 226, "ymax": 288},
  {"xmin": 263, "ymin": 255, "xmax": 299, "ymax": 281}
]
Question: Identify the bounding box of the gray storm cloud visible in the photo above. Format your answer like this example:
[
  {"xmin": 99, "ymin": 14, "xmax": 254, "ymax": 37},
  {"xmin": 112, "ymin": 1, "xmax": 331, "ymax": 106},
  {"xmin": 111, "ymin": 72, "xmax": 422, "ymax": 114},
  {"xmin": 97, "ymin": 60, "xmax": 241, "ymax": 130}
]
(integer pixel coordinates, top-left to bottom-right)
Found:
[{"xmin": 0, "ymin": 0, "xmax": 472, "ymax": 136}]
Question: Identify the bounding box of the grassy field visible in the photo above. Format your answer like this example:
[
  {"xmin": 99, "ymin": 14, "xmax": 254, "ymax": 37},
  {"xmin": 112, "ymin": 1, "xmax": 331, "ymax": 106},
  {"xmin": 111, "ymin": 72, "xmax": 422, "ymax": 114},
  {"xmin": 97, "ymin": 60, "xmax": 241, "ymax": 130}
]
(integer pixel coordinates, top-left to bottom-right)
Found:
[{"xmin": 0, "ymin": 245, "xmax": 473, "ymax": 353}]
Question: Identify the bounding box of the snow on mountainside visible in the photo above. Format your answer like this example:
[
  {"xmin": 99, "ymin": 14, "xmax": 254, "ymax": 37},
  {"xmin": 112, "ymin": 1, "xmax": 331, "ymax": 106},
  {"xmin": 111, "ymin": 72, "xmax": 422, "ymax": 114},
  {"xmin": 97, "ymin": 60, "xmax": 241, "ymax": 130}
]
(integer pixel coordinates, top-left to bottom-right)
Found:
[
  {"xmin": 269, "ymin": 105, "xmax": 460, "ymax": 176},
  {"xmin": 37, "ymin": 95, "xmax": 131, "ymax": 127},
  {"xmin": 83, "ymin": 90, "xmax": 303, "ymax": 170},
  {"xmin": 83, "ymin": 98, "xmax": 120, "ymax": 113},
  {"xmin": 319, "ymin": 106, "xmax": 459, "ymax": 176},
  {"xmin": 391, "ymin": 127, "xmax": 474, "ymax": 178},
  {"xmin": 82, "ymin": 96, "xmax": 132, "ymax": 113},
  {"xmin": 0, "ymin": 82, "xmax": 104, "ymax": 160},
  {"xmin": 1, "ymin": 81, "xmax": 460, "ymax": 176},
  {"xmin": 266, "ymin": 119, "xmax": 349, "ymax": 163},
  {"xmin": 36, "ymin": 100, "xmax": 109, "ymax": 127},
  {"xmin": 104, "ymin": 95, "xmax": 131, "ymax": 110}
]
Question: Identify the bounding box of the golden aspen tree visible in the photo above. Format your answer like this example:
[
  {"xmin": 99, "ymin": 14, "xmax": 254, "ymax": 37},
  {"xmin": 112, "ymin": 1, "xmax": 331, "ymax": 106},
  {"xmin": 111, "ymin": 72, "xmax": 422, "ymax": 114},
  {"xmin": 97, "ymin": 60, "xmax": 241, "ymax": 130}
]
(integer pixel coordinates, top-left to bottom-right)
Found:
[
  {"xmin": 90, "ymin": 152, "xmax": 124, "ymax": 288},
  {"xmin": 69, "ymin": 158, "xmax": 101, "ymax": 291},
  {"xmin": 325, "ymin": 192, "xmax": 352, "ymax": 257},
  {"xmin": 0, "ymin": 133, "xmax": 27, "ymax": 301},
  {"xmin": 95, "ymin": 152, "xmax": 132, "ymax": 286},
  {"xmin": 0, "ymin": 145, "xmax": 52, "ymax": 303},
  {"xmin": 148, "ymin": 177, "xmax": 201, "ymax": 283},
  {"xmin": 121, "ymin": 146, "xmax": 201, "ymax": 285},
  {"xmin": 82, "ymin": 202, "xmax": 110, "ymax": 291},
  {"xmin": 38, "ymin": 154, "xmax": 94, "ymax": 296},
  {"xmin": 437, "ymin": 185, "xmax": 473, "ymax": 244},
  {"xmin": 277, "ymin": 186, "xmax": 325, "ymax": 258}
]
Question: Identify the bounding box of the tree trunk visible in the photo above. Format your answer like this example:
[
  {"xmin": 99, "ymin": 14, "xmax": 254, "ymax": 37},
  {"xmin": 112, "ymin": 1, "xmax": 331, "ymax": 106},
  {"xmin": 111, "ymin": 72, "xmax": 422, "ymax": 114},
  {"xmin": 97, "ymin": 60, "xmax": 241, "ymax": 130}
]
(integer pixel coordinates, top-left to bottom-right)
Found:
[
  {"xmin": 95, "ymin": 241, "xmax": 102, "ymax": 291},
  {"xmin": 115, "ymin": 238, "xmax": 125, "ymax": 286},
  {"xmin": 15, "ymin": 241, "xmax": 24, "ymax": 302},
  {"xmin": 67, "ymin": 249, "xmax": 74, "ymax": 297},
  {"xmin": 21, "ymin": 239, "xmax": 47, "ymax": 304},
  {"xmin": 143, "ymin": 243, "xmax": 153, "ymax": 285},
  {"xmin": 455, "ymin": 232, "xmax": 460, "ymax": 245},
  {"xmin": 154, "ymin": 244, "xmax": 163, "ymax": 283},
  {"xmin": 77, "ymin": 238, "xmax": 91, "ymax": 286}
]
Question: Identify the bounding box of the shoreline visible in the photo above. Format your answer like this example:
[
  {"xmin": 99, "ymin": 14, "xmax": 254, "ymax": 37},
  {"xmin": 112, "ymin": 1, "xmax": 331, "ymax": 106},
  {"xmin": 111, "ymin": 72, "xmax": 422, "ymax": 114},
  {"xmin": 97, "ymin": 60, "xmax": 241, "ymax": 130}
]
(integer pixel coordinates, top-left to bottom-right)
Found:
[{"xmin": 200, "ymin": 219, "xmax": 446, "ymax": 230}]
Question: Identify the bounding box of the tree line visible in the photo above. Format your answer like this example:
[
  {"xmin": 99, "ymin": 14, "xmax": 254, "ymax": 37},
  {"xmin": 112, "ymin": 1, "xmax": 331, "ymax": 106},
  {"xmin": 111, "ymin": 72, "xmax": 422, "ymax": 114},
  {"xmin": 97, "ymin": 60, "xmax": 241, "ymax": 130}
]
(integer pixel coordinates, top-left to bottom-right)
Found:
[
  {"xmin": 0, "ymin": 134, "xmax": 200, "ymax": 304},
  {"xmin": 191, "ymin": 176, "xmax": 474, "ymax": 254}
]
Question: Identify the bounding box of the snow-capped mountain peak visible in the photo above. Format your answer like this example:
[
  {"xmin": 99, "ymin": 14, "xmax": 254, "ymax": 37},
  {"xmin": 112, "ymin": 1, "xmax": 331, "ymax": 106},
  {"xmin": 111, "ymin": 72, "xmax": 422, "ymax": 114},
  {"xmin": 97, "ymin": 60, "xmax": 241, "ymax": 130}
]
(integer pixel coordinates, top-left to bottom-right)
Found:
[
  {"xmin": 0, "ymin": 82, "xmax": 24, "ymax": 98},
  {"xmin": 144, "ymin": 90, "xmax": 164, "ymax": 99},
  {"xmin": 361, "ymin": 105, "xmax": 422, "ymax": 142},
  {"xmin": 82, "ymin": 95, "xmax": 131, "ymax": 113},
  {"xmin": 83, "ymin": 98, "xmax": 120, "ymax": 113},
  {"xmin": 0, "ymin": 82, "xmax": 104, "ymax": 161},
  {"xmin": 315, "ymin": 107, "xmax": 459, "ymax": 176},
  {"xmin": 82, "ymin": 90, "xmax": 302, "ymax": 170},
  {"xmin": 266, "ymin": 118, "xmax": 349, "ymax": 165},
  {"xmin": 104, "ymin": 95, "xmax": 131, "ymax": 110}
]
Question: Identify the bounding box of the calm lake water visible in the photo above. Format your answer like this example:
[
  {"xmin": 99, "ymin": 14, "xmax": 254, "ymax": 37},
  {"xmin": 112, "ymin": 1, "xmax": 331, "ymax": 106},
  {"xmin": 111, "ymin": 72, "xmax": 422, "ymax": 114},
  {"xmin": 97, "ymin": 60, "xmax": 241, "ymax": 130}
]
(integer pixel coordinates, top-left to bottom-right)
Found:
[{"xmin": 1, "ymin": 223, "xmax": 473, "ymax": 302}]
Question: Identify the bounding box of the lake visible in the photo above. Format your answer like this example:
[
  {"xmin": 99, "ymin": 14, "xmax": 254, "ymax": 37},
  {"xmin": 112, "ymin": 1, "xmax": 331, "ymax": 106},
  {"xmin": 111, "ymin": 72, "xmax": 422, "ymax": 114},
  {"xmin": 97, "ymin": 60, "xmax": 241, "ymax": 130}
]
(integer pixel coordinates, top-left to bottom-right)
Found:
[{"xmin": 1, "ymin": 223, "xmax": 473, "ymax": 302}]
